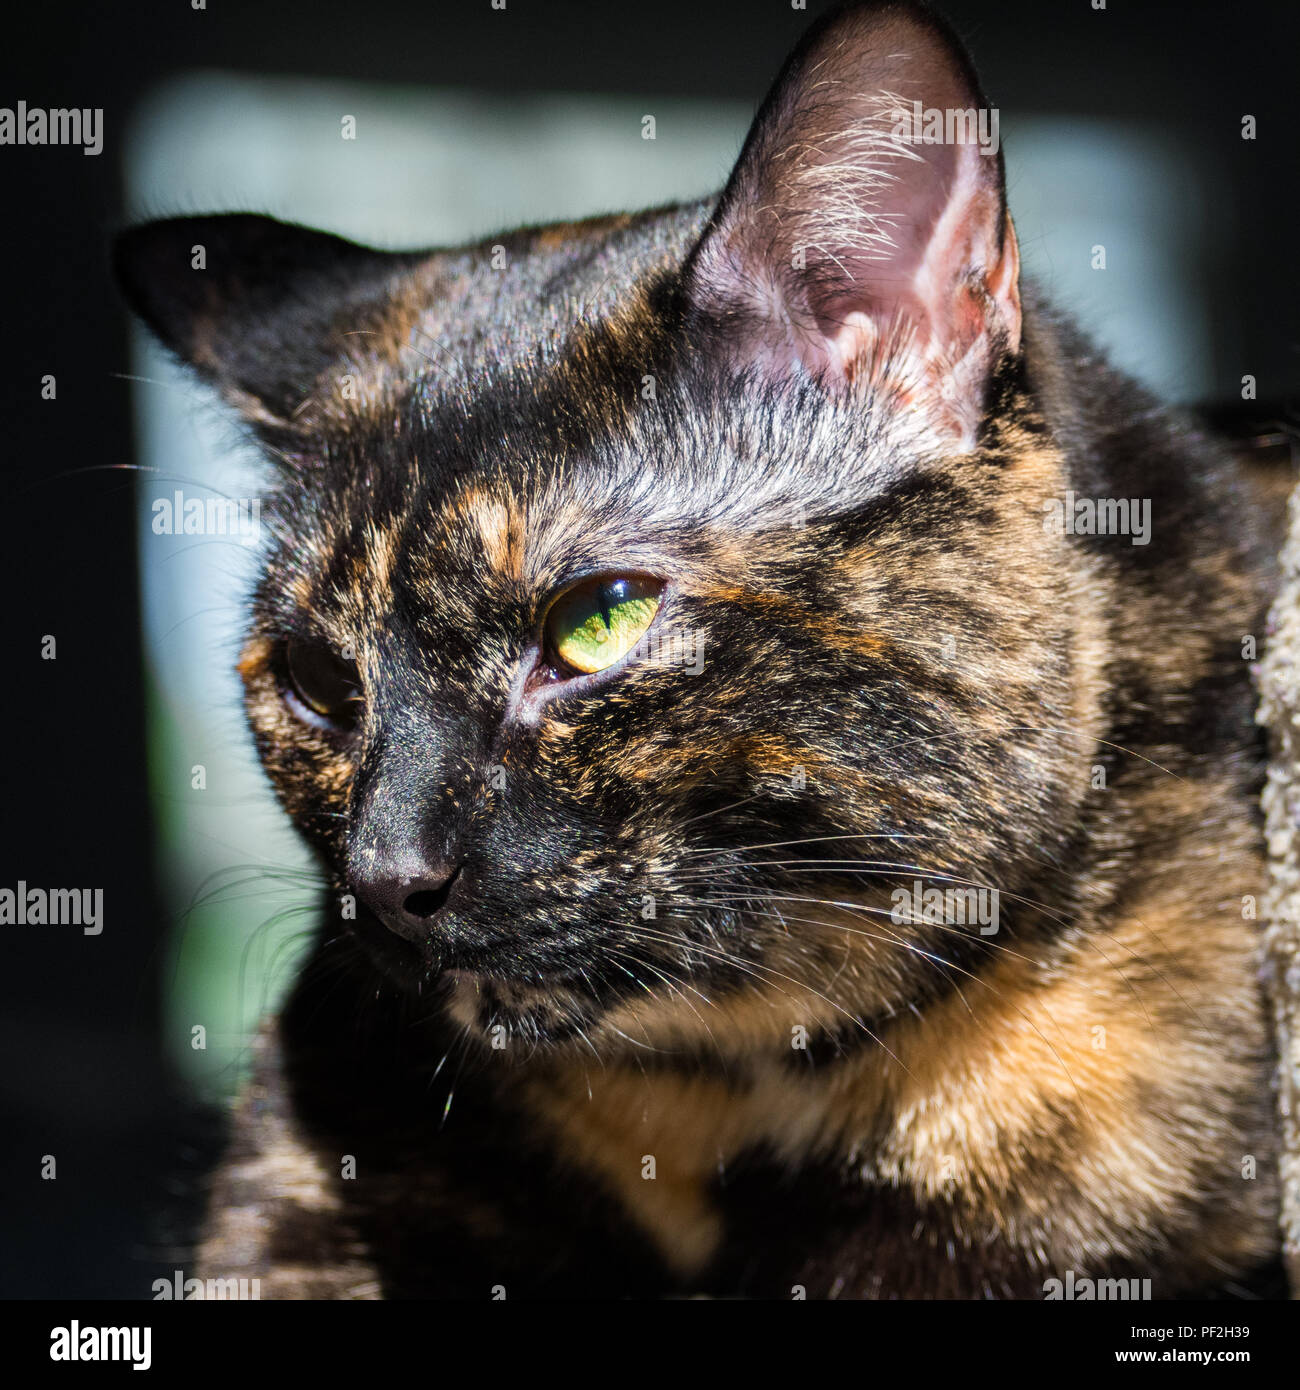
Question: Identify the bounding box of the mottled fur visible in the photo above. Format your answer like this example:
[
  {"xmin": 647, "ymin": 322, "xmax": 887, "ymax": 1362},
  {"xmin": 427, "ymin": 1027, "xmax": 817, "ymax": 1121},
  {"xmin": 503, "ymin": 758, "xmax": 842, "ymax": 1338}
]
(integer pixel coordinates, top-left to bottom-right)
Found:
[{"xmin": 117, "ymin": 1, "xmax": 1280, "ymax": 1298}]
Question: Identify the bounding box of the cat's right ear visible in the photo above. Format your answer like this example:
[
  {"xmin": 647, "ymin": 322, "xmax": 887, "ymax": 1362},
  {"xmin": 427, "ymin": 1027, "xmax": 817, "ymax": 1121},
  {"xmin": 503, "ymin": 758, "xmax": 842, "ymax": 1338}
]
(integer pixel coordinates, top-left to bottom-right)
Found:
[{"xmin": 113, "ymin": 214, "xmax": 420, "ymax": 429}]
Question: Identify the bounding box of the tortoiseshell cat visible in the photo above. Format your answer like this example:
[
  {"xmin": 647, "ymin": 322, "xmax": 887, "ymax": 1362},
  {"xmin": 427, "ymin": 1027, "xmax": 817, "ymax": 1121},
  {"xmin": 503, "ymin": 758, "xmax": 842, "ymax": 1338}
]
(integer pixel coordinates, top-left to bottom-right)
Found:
[{"xmin": 116, "ymin": 1, "xmax": 1282, "ymax": 1298}]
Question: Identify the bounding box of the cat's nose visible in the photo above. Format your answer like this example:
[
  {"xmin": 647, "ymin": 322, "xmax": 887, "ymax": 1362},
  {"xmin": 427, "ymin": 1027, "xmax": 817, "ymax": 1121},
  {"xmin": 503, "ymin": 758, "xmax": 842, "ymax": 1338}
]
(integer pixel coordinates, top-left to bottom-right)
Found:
[{"xmin": 354, "ymin": 860, "xmax": 465, "ymax": 944}]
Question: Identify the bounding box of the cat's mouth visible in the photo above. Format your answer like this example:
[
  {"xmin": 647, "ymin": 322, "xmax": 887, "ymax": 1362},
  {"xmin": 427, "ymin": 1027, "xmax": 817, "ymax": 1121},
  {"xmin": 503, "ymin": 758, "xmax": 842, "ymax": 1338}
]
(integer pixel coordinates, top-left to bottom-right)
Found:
[
  {"xmin": 345, "ymin": 904, "xmax": 598, "ymax": 1030},
  {"xmin": 346, "ymin": 906, "xmax": 430, "ymax": 984}
]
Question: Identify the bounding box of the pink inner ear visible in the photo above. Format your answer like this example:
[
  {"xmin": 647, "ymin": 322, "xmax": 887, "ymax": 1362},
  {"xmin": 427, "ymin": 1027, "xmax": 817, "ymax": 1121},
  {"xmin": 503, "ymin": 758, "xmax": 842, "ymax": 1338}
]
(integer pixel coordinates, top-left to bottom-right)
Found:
[
  {"xmin": 687, "ymin": 4, "xmax": 1023, "ymax": 453},
  {"xmin": 795, "ymin": 128, "xmax": 1023, "ymax": 451},
  {"xmin": 824, "ymin": 157, "xmax": 1022, "ymax": 400}
]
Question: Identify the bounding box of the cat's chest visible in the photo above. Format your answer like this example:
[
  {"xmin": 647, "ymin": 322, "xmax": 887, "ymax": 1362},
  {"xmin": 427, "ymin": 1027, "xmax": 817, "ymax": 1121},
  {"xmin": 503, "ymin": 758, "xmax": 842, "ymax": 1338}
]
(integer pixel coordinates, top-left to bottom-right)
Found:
[
  {"xmin": 516, "ymin": 1057, "xmax": 880, "ymax": 1281},
  {"xmin": 512, "ymin": 1058, "xmax": 1033, "ymax": 1298}
]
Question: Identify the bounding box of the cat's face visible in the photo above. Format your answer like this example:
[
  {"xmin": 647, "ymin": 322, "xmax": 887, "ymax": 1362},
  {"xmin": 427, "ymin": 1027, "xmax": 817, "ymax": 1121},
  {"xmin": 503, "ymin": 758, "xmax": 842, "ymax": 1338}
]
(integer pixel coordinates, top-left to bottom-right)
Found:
[{"xmin": 117, "ymin": 3, "xmax": 1093, "ymax": 1051}]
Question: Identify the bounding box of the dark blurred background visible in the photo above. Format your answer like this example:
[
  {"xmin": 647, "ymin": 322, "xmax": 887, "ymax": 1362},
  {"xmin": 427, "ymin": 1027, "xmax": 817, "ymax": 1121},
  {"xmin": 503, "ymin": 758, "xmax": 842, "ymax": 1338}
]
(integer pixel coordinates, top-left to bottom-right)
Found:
[{"xmin": 1, "ymin": 0, "xmax": 1296, "ymax": 1298}]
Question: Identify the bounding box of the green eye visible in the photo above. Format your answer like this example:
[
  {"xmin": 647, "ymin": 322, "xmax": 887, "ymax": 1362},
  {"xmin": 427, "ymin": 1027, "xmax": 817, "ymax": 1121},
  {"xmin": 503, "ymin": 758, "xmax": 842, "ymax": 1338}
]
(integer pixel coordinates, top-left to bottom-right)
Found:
[{"xmin": 545, "ymin": 575, "xmax": 663, "ymax": 675}]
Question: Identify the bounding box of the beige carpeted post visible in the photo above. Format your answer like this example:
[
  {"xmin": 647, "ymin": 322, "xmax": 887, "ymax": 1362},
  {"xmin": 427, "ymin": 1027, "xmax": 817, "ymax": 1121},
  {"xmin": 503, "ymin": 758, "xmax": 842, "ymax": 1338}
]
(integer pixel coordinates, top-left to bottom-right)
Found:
[{"xmin": 1259, "ymin": 480, "xmax": 1300, "ymax": 1296}]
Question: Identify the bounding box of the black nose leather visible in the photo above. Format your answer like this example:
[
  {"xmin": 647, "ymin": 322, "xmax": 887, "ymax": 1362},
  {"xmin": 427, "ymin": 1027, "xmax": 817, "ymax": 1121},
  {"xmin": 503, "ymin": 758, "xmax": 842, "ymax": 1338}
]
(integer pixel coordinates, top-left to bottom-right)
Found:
[{"xmin": 356, "ymin": 860, "xmax": 464, "ymax": 943}]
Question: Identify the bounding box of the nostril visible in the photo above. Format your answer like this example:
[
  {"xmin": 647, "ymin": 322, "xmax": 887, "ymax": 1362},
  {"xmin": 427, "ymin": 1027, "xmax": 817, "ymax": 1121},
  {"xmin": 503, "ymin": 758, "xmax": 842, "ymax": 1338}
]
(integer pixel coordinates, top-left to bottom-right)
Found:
[{"xmin": 402, "ymin": 865, "xmax": 462, "ymax": 919}]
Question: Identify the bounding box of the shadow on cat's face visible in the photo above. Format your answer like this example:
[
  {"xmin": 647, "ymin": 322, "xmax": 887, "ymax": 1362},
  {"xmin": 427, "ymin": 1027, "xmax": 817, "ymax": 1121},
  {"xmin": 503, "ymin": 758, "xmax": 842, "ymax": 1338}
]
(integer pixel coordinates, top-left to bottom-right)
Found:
[{"xmin": 116, "ymin": 2, "xmax": 1094, "ymax": 1053}]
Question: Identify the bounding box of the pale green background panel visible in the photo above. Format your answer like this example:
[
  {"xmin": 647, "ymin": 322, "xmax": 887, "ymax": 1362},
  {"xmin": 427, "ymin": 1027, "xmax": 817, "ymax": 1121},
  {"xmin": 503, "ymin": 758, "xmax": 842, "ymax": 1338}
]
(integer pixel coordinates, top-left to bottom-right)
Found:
[{"xmin": 127, "ymin": 73, "xmax": 1205, "ymax": 1094}]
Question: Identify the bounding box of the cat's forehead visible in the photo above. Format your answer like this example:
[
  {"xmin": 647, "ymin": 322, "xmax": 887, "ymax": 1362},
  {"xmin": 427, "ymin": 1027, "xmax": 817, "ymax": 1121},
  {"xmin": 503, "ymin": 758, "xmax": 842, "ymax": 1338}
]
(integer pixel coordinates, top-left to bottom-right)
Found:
[
  {"xmin": 266, "ymin": 196, "xmax": 933, "ymax": 639},
  {"xmin": 393, "ymin": 200, "xmax": 711, "ymax": 380},
  {"xmin": 285, "ymin": 360, "xmax": 867, "ymax": 633},
  {"xmin": 290, "ymin": 202, "xmax": 704, "ymax": 513}
]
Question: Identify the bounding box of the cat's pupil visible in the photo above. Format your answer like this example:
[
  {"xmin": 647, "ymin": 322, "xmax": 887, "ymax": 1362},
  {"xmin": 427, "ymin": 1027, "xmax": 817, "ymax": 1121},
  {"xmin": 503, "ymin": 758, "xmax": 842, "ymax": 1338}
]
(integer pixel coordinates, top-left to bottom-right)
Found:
[{"xmin": 543, "ymin": 575, "xmax": 663, "ymax": 677}]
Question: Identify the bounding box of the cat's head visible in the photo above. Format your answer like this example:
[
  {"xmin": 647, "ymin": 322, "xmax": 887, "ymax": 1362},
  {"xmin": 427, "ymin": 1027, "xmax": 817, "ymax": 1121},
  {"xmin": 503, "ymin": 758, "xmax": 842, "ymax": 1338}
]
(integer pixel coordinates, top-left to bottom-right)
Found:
[{"xmin": 117, "ymin": 2, "xmax": 1090, "ymax": 1055}]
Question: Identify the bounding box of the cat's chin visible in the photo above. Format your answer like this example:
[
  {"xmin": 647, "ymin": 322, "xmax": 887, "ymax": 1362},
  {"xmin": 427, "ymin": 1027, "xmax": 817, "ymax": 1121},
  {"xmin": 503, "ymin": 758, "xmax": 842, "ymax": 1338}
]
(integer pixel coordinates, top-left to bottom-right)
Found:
[{"xmin": 439, "ymin": 968, "xmax": 598, "ymax": 1048}]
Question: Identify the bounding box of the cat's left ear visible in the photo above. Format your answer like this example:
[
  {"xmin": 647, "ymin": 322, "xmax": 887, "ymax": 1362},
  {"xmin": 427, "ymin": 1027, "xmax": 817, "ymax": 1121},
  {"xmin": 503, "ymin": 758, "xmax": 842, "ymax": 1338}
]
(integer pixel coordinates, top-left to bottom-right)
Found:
[{"xmin": 684, "ymin": 0, "xmax": 1020, "ymax": 452}]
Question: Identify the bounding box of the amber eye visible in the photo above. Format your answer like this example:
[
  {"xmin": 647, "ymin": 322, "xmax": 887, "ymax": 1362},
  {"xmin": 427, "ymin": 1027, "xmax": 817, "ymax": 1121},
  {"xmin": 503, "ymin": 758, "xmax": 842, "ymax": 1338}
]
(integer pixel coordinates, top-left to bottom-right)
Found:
[
  {"xmin": 283, "ymin": 640, "xmax": 363, "ymax": 729},
  {"xmin": 543, "ymin": 575, "xmax": 664, "ymax": 676}
]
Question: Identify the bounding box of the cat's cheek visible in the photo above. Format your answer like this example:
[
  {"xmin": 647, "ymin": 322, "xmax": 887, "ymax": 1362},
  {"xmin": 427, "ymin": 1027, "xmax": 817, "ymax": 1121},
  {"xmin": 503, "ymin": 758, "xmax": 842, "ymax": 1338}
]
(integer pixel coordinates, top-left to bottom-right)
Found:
[{"xmin": 242, "ymin": 688, "xmax": 356, "ymax": 855}]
